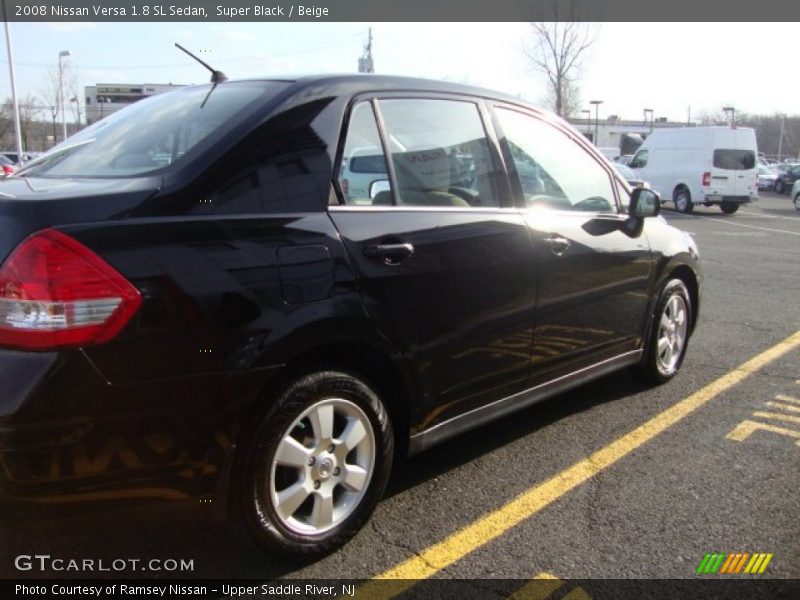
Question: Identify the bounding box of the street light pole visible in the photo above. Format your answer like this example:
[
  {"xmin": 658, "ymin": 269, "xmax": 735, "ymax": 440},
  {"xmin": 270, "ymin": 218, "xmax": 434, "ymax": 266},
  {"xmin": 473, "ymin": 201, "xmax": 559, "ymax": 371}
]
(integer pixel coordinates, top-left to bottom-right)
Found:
[
  {"xmin": 3, "ymin": 12, "xmax": 25, "ymax": 165},
  {"xmin": 59, "ymin": 50, "xmax": 71, "ymax": 142},
  {"xmin": 590, "ymin": 100, "xmax": 603, "ymax": 145},
  {"xmin": 644, "ymin": 108, "xmax": 654, "ymax": 133},
  {"xmin": 722, "ymin": 105, "xmax": 735, "ymax": 127},
  {"xmin": 777, "ymin": 114, "xmax": 785, "ymax": 162}
]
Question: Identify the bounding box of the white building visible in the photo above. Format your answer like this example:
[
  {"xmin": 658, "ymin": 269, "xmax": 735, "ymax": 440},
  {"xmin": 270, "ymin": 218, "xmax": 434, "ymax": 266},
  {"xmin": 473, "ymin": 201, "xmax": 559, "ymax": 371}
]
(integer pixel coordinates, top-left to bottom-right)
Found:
[{"xmin": 84, "ymin": 83, "xmax": 185, "ymax": 124}]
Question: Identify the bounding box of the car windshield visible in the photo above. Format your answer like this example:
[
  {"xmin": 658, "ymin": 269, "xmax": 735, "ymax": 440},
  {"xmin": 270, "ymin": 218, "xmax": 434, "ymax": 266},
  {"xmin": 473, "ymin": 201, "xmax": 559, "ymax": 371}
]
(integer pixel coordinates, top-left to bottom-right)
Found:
[{"xmin": 19, "ymin": 81, "xmax": 289, "ymax": 179}]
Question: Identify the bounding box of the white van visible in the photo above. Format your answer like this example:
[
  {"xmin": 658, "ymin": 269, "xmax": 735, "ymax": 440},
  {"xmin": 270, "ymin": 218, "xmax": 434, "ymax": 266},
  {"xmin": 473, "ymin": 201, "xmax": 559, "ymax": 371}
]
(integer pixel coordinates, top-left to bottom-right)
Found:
[{"xmin": 629, "ymin": 126, "xmax": 758, "ymax": 214}]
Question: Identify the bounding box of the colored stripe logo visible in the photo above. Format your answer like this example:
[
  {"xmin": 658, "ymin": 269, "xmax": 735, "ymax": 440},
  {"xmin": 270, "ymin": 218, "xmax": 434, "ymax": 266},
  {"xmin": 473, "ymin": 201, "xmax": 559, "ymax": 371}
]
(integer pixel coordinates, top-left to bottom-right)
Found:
[{"xmin": 696, "ymin": 552, "xmax": 773, "ymax": 575}]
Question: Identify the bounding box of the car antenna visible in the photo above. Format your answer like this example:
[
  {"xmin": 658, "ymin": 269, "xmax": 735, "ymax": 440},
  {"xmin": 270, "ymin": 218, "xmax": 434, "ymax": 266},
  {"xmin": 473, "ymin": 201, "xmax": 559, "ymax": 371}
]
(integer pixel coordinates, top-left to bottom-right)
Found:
[{"xmin": 174, "ymin": 43, "xmax": 227, "ymax": 84}]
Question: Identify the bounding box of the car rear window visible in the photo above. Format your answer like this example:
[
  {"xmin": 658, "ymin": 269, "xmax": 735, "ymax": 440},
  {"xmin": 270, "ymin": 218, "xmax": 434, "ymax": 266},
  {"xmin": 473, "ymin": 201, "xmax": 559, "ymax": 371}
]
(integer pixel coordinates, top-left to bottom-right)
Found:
[
  {"xmin": 18, "ymin": 81, "xmax": 289, "ymax": 179},
  {"xmin": 713, "ymin": 149, "xmax": 755, "ymax": 170}
]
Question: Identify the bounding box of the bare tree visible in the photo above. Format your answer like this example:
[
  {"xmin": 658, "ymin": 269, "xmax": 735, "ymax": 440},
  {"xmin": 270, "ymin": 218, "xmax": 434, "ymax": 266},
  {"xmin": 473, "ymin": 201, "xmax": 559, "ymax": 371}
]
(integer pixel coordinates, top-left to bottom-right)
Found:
[
  {"xmin": 40, "ymin": 63, "xmax": 80, "ymax": 143},
  {"xmin": 523, "ymin": 0, "xmax": 597, "ymax": 117},
  {"xmin": 696, "ymin": 109, "xmax": 726, "ymax": 126},
  {"xmin": 0, "ymin": 95, "xmax": 44, "ymax": 149},
  {"xmin": 40, "ymin": 68, "xmax": 62, "ymax": 144}
]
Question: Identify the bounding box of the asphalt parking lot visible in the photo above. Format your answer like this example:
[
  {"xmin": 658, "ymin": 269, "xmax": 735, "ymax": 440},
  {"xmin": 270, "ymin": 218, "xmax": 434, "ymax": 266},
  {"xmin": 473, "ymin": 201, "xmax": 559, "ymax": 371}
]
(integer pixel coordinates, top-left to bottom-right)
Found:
[{"xmin": 2, "ymin": 193, "xmax": 799, "ymax": 593}]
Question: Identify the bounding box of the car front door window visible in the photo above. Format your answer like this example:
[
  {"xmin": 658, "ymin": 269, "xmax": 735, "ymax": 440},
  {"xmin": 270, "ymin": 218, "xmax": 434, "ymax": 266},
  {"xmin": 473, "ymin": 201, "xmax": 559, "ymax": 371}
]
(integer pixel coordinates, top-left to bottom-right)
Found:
[{"xmin": 495, "ymin": 108, "xmax": 617, "ymax": 213}]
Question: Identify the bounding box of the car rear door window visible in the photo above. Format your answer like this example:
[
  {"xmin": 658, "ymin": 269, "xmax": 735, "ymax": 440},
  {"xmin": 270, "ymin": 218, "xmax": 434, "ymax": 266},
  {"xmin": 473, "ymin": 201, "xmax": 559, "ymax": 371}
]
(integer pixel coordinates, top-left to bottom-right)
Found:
[
  {"xmin": 338, "ymin": 102, "xmax": 391, "ymax": 205},
  {"xmin": 376, "ymin": 99, "xmax": 500, "ymax": 208},
  {"xmin": 713, "ymin": 149, "xmax": 755, "ymax": 170},
  {"xmin": 496, "ymin": 107, "xmax": 617, "ymax": 213}
]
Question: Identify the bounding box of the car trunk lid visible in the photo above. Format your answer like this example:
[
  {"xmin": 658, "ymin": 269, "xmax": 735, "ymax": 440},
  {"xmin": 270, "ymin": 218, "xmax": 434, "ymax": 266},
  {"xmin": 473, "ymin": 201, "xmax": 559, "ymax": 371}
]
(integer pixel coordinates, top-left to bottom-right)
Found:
[{"xmin": 0, "ymin": 176, "xmax": 161, "ymax": 264}]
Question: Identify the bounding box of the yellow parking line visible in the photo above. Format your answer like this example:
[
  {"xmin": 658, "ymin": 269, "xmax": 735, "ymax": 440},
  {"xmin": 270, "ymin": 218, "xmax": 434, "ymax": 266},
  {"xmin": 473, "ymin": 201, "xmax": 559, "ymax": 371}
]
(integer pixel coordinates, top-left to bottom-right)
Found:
[
  {"xmin": 752, "ymin": 411, "xmax": 800, "ymax": 425},
  {"xmin": 765, "ymin": 402, "xmax": 800, "ymax": 414},
  {"xmin": 353, "ymin": 331, "xmax": 800, "ymax": 599},
  {"xmin": 775, "ymin": 394, "xmax": 800, "ymax": 404},
  {"xmin": 725, "ymin": 421, "xmax": 800, "ymax": 443}
]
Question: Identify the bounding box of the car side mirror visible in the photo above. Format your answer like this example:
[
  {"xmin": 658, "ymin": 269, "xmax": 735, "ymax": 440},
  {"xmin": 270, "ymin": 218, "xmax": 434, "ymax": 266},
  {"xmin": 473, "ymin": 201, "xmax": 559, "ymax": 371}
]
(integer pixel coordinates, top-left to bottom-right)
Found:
[
  {"xmin": 629, "ymin": 187, "xmax": 660, "ymax": 219},
  {"xmin": 369, "ymin": 179, "xmax": 391, "ymax": 199}
]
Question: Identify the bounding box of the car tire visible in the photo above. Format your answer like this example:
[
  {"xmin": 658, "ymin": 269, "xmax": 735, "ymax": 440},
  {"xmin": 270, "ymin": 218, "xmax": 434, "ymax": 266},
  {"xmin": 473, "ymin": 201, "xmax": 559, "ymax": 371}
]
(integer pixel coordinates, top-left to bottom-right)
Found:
[
  {"xmin": 720, "ymin": 202, "xmax": 739, "ymax": 214},
  {"xmin": 238, "ymin": 369, "xmax": 394, "ymax": 559},
  {"xmin": 775, "ymin": 179, "xmax": 784, "ymax": 194},
  {"xmin": 634, "ymin": 278, "xmax": 692, "ymax": 385},
  {"xmin": 674, "ymin": 187, "xmax": 693, "ymax": 214},
  {"xmin": 794, "ymin": 194, "xmax": 800, "ymax": 211}
]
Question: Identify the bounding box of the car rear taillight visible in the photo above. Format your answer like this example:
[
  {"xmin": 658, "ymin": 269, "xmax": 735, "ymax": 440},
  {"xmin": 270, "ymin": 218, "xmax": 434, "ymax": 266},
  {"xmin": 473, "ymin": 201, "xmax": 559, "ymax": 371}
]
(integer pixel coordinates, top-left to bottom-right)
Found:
[
  {"xmin": 2, "ymin": 165, "xmax": 13, "ymax": 175},
  {"xmin": 702, "ymin": 172, "xmax": 711, "ymax": 186},
  {"xmin": 0, "ymin": 229, "xmax": 141, "ymax": 351},
  {"xmin": 341, "ymin": 178, "xmax": 349, "ymax": 195}
]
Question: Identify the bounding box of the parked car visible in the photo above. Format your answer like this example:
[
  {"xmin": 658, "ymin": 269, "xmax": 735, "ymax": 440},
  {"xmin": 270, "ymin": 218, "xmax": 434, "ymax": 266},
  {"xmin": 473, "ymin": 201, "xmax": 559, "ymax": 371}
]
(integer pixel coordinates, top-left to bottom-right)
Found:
[
  {"xmin": 773, "ymin": 163, "xmax": 800, "ymax": 194},
  {"xmin": 0, "ymin": 155, "xmax": 15, "ymax": 176},
  {"xmin": 629, "ymin": 126, "xmax": 758, "ymax": 214},
  {"xmin": 596, "ymin": 146, "xmax": 620, "ymax": 161},
  {"xmin": 792, "ymin": 179, "xmax": 800, "ymax": 211},
  {"xmin": 757, "ymin": 165, "xmax": 778, "ymax": 191},
  {"xmin": 339, "ymin": 145, "xmax": 388, "ymax": 204},
  {"xmin": 0, "ymin": 151, "xmax": 37, "ymax": 164},
  {"xmin": 1, "ymin": 75, "xmax": 701, "ymax": 559}
]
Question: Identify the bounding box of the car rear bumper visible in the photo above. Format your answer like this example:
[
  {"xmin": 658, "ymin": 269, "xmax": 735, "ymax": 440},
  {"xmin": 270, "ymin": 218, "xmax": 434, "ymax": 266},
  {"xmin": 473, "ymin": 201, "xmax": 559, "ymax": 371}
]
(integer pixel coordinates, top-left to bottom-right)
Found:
[{"xmin": 0, "ymin": 348, "xmax": 278, "ymax": 525}]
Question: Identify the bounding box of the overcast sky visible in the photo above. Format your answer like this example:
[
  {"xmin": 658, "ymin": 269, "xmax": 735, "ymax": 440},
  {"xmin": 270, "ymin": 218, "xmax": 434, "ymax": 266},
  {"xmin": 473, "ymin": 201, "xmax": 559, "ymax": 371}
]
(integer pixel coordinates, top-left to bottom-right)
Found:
[{"xmin": 1, "ymin": 22, "xmax": 798, "ymax": 123}]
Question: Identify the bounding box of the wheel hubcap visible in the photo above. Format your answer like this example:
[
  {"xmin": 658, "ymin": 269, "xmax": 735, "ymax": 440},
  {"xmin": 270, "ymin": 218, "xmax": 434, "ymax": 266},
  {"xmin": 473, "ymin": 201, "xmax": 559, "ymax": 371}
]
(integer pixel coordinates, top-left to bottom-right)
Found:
[
  {"xmin": 269, "ymin": 398, "xmax": 375, "ymax": 535},
  {"xmin": 656, "ymin": 294, "xmax": 688, "ymax": 374}
]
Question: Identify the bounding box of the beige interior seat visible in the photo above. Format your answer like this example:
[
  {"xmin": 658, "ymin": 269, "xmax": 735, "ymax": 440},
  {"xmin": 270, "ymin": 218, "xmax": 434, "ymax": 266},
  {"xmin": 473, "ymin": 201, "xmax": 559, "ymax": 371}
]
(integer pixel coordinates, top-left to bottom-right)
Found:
[{"xmin": 373, "ymin": 148, "xmax": 469, "ymax": 207}]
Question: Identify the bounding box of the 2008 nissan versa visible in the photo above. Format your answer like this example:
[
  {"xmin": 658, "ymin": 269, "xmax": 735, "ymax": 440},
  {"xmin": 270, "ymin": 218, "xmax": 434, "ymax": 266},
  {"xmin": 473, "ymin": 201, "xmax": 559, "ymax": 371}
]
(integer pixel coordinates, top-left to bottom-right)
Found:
[{"xmin": 0, "ymin": 74, "xmax": 700, "ymax": 558}]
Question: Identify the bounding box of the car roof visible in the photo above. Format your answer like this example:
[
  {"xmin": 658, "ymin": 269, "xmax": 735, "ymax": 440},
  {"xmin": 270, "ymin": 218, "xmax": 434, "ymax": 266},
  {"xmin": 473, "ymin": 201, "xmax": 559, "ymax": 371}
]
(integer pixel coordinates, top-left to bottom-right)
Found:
[{"xmin": 228, "ymin": 74, "xmax": 548, "ymax": 115}]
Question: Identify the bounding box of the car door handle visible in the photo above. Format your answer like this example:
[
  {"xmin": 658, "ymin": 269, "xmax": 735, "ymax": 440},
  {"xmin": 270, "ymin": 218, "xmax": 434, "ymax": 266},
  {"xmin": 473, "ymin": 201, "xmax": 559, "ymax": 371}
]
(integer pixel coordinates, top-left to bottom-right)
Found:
[
  {"xmin": 546, "ymin": 234, "xmax": 571, "ymax": 255},
  {"xmin": 364, "ymin": 243, "xmax": 415, "ymax": 263}
]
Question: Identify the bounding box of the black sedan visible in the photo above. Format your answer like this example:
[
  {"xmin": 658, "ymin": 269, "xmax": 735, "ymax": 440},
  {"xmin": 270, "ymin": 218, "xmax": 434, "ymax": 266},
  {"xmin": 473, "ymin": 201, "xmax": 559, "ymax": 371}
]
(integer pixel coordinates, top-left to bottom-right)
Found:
[{"xmin": 1, "ymin": 75, "xmax": 701, "ymax": 559}]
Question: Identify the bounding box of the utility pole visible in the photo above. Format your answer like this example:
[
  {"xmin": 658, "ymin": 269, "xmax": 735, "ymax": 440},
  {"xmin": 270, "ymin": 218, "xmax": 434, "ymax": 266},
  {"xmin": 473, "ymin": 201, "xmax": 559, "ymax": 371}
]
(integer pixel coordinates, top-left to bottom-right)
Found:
[
  {"xmin": 358, "ymin": 28, "xmax": 374, "ymax": 74},
  {"xmin": 722, "ymin": 106, "xmax": 736, "ymax": 127},
  {"xmin": 59, "ymin": 50, "xmax": 71, "ymax": 142},
  {"xmin": 2, "ymin": 8, "xmax": 25, "ymax": 165},
  {"xmin": 590, "ymin": 99, "xmax": 603, "ymax": 145},
  {"xmin": 777, "ymin": 114, "xmax": 785, "ymax": 162},
  {"xmin": 581, "ymin": 109, "xmax": 591, "ymax": 137}
]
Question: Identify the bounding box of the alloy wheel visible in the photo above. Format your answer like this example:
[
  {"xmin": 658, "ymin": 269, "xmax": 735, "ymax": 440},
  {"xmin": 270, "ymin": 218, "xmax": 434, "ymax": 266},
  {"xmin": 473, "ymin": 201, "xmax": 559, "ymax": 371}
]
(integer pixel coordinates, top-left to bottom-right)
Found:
[
  {"xmin": 656, "ymin": 294, "xmax": 688, "ymax": 375},
  {"xmin": 269, "ymin": 398, "xmax": 376, "ymax": 535}
]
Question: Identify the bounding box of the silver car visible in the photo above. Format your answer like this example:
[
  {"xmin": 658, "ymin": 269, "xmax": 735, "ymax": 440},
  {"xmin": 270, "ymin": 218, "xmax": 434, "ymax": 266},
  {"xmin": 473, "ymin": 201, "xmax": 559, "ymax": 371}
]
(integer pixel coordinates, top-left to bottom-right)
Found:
[{"xmin": 757, "ymin": 166, "xmax": 777, "ymax": 191}]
